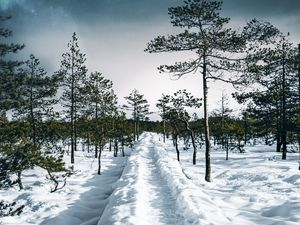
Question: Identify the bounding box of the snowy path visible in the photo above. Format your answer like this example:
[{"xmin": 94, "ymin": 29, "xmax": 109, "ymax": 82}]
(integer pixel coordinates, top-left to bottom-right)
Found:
[
  {"xmin": 98, "ymin": 133, "xmax": 184, "ymax": 225},
  {"xmin": 132, "ymin": 141, "xmax": 184, "ymax": 225}
]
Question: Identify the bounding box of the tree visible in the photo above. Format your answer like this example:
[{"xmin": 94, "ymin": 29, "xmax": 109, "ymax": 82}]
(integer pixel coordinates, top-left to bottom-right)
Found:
[
  {"xmin": 157, "ymin": 95, "xmax": 169, "ymax": 143},
  {"xmin": 145, "ymin": 0, "xmax": 279, "ymax": 181},
  {"xmin": 0, "ymin": 17, "xmax": 68, "ymax": 193},
  {"xmin": 234, "ymin": 35, "xmax": 297, "ymax": 158},
  {"xmin": 211, "ymin": 92, "xmax": 232, "ymax": 147},
  {"xmin": 157, "ymin": 90, "xmax": 201, "ymax": 164},
  {"xmin": 16, "ymin": 54, "xmax": 58, "ymax": 144},
  {"xmin": 110, "ymin": 111, "xmax": 133, "ymax": 158},
  {"xmin": 0, "ymin": 16, "xmax": 27, "ymax": 190},
  {"xmin": 58, "ymin": 32, "xmax": 87, "ymax": 164},
  {"xmin": 261, "ymin": 36, "xmax": 296, "ymax": 160},
  {"xmin": 82, "ymin": 71, "xmax": 114, "ymax": 158},
  {"xmin": 123, "ymin": 89, "xmax": 149, "ymax": 141},
  {"xmin": 0, "ymin": 16, "xmax": 25, "ymax": 114},
  {"xmin": 81, "ymin": 71, "xmax": 117, "ymax": 175}
]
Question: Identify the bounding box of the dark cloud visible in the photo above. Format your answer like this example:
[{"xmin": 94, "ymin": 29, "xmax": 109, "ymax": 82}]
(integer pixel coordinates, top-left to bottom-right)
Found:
[
  {"xmin": 223, "ymin": 0, "xmax": 300, "ymax": 19},
  {"xmin": 1, "ymin": 0, "xmax": 179, "ymax": 25},
  {"xmin": 2, "ymin": 0, "xmax": 300, "ymax": 34}
]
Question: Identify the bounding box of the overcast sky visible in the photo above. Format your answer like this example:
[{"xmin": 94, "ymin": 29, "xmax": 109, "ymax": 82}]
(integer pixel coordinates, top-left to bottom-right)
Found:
[{"xmin": 1, "ymin": 0, "xmax": 300, "ymax": 120}]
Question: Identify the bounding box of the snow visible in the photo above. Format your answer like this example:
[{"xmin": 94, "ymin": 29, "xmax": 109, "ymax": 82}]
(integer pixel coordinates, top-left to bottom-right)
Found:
[
  {"xmin": 160, "ymin": 135, "xmax": 300, "ymax": 225},
  {"xmin": 0, "ymin": 149, "xmax": 128, "ymax": 225},
  {"xmin": 1, "ymin": 132, "xmax": 300, "ymax": 225},
  {"xmin": 98, "ymin": 133, "xmax": 184, "ymax": 225}
]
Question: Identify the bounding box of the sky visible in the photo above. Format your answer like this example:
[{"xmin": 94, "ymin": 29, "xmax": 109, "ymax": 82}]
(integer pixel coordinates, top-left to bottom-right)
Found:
[{"xmin": 1, "ymin": 0, "xmax": 300, "ymax": 120}]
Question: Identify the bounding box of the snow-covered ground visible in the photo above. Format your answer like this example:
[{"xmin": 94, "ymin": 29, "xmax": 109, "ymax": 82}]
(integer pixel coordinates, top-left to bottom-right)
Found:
[
  {"xmin": 160, "ymin": 135, "xmax": 300, "ymax": 225},
  {"xmin": 1, "ymin": 132, "xmax": 300, "ymax": 225},
  {"xmin": 0, "ymin": 149, "xmax": 128, "ymax": 225}
]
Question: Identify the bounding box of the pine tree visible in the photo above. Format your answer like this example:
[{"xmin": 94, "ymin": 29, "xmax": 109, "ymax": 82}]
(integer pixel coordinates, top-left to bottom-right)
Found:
[
  {"xmin": 0, "ymin": 16, "xmax": 25, "ymax": 114},
  {"xmin": 58, "ymin": 32, "xmax": 87, "ymax": 164},
  {"xmin": 83, "ymin": 71, "xmax": 114, "ymax": 158},
  {"xmin": 235, "ymin": 35, "xmax": 297, "ymax": 158},
  {"xmin": 145, "ymin": 0, "xmax": 279, "ymax": 181},
  {"xmin": 211, "ymin": 93, "xmax": 233, "ymax": 159},
  {"xmin": 123, "ymin": 89, "xmax": 150, "ymax": 141},
  {"xmin": 157, "ymin": 95, "xmax": 169, "ymax": 143},
  {"xmin": 157, "ymin": 90, "xmax": 201, "ymax": 164},
  {"xmin": 16, "ymin": 54, "xmax": 58, "ymax": 144},
  {"xmin": 0, "ymin": 16, "xmax": 27, "ymax": 190}
]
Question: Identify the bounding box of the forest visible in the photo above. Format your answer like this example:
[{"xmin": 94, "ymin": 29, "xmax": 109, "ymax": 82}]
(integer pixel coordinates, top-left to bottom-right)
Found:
[{"xmin": 0, "ymin": 0, "xmax": 299, "ymax": 224}]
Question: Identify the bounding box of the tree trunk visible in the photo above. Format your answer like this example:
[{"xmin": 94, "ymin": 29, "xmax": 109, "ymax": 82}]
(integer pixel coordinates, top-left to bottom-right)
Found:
[
  {"xmin": 173, "ymin": 124, "xmax": 180, "ymax": 161},
  {"xmin": 163, "ymin": 119, "xmax": 166, "ymax": 143},
  {"xmin": 70, "ymin": 73, "xmax": 75, "ymax": 164},
  {"xmin": 29, "ymin": 71, "xmax": 36, "ymax": 144},
  {"xmin": 191, "ymin": 131, "xmax": 197, "ymax": 165},
  {"xmin": 95, "ymin": 102, "xmax": 98, "ymax": 158},
  {"xmin": 281, "ymin": 51, "xmax": 287, "ymax": 160},
  {"xmin": 97, "ymin": 145, "xmax": 102, "ymax": 175},
  {"xmin": 182, "ymin": 120, "xmax": 197, "ymax": 165},
  {"xmin": 203, "ymin": 59, "xmax": 211, "ymax": 182},
  {"xmin": 74, "ymin": 111, "xmax": 77, "ymax": 153},
  {"xmin": 276, "ymin": 99, "xmax": 282, "ymax": 152},
  {"xmin": 298, "ymin": 44, "xmax": 300, "ymax": 170},
  {"xmin": 121, "ymin": 138, "xmax": 125, "ymax": 157},
  {"xmin": 175, "ymin": 134, "xmax": 180, "ymax": 162},
  {"xmin": 109, "ymin": 139, "xmax": 112, "ymax": 152},
  {"xmin": 221, "ymin": 92, "xmax": 225, "ymax": 149},
  {"xmin": 226, "ymin": 139, "xmax": 229, "ymax": 160},
  {"xmin": 134, "ymin": 120, "xmax": 137, "ymax": 141},
  {"xmin": 17, "ymin": 171, "xmax": 23, "ymax": 190},
  {"xmin": 137, "ymin": 119, "xmax": 140, "ymax": 141},
  {"xmin": 114, "ymin": 139, "xmax": 118, "ymax": 157}
]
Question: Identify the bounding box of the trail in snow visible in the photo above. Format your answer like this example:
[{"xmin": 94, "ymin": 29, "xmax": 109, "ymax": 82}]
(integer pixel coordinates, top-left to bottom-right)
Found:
[
  {"xmin": 98, "ymin": 133, "xmax": 184, "ymax": 225},
  {"xmin": 133, "ymin": 139, "xmax": 184, "ymax": 225}
]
